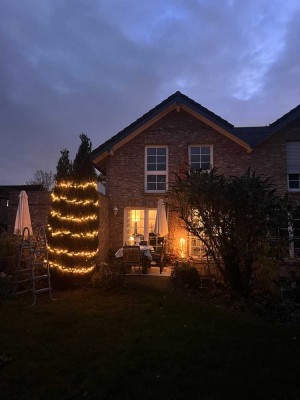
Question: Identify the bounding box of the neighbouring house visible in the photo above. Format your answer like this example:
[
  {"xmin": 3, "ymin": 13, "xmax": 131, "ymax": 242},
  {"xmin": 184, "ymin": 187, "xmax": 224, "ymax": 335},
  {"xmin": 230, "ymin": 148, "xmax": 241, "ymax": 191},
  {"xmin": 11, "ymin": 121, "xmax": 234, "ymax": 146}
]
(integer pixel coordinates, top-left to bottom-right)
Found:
[{"xmin": 92, "ymin": 91, "xmax": 300, "ymax": 267}]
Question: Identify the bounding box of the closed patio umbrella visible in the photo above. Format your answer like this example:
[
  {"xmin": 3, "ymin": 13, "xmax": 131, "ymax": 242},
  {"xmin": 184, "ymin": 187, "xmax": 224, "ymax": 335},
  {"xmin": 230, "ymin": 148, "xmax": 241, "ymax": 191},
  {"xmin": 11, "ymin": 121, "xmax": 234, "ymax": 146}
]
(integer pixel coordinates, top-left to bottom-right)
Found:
[
  {"xmin": 14, "ymin": 190, "xmax": 32, "ymax": 237},
  {"xmin": 154, "ymin": 199, "xmax": 168, "ymax": 237}
]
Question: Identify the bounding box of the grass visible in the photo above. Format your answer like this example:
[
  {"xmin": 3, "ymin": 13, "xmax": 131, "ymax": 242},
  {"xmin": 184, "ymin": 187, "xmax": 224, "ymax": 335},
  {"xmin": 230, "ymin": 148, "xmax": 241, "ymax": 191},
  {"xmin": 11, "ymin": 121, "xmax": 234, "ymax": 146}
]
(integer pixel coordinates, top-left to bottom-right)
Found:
[{"xmin": 1, "ymin": 277, "xmax": 300, "ymax": 400}]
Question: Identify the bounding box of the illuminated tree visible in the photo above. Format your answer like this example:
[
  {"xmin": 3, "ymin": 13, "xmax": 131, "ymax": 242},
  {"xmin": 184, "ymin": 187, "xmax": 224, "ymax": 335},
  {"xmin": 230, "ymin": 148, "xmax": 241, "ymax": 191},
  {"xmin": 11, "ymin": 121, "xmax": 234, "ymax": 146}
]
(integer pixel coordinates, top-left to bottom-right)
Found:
[{"xmin": 48, "ymin": 136, "xmax": 99, "ymax": 274}]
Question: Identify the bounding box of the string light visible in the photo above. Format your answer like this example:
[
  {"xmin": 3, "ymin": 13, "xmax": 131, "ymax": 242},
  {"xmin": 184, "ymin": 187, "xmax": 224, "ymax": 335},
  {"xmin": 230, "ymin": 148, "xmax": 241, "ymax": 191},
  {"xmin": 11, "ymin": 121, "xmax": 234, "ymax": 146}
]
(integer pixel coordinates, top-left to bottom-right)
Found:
[
  {"xmin": 51, "ymin": 193, "xmax": 99, "ymax": 206},
  {"xmin": 49, "ymin": 260, "xmax": 94, "ymax": 274},
  {"xmin": 57, "ymin": 181, "xmax": 97, "ymax": 189},
  {"xmin": 48, "ymin": 245, "xmax": 97, "ymax": 258},
  {"xmin": 49, "ymin": 178, "xmax": 99, "ymax": 274},
  {"xmin": 50, "ymin": 210, "xmax": 98, "ymax": 222},
  {"xmin": 51, "ymin": 229, "xmax": 98, "ymax": 238}
]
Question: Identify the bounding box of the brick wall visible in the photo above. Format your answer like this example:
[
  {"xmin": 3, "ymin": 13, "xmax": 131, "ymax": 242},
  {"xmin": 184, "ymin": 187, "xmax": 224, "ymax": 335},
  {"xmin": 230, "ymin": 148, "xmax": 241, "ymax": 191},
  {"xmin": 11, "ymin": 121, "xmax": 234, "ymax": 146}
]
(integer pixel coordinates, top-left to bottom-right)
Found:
[
  {"xmin": 8, "ymin": 191, "xmax": 51, "ymax": 233},
  {"xmin": 98, "ymin": 192, "xmax": 109, "ymax": 262},
  {"xmin": 102, "ymin": 109, "xmax": 300, "ymax": 254}
]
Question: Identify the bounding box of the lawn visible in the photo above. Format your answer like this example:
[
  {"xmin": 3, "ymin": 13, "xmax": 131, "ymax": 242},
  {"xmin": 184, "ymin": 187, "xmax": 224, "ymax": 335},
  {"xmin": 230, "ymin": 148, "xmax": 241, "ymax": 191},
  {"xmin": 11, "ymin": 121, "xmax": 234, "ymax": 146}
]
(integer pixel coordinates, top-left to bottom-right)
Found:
[{"xmin": 1, "ymin": 277, "xmax": 300, "ymax": 400}]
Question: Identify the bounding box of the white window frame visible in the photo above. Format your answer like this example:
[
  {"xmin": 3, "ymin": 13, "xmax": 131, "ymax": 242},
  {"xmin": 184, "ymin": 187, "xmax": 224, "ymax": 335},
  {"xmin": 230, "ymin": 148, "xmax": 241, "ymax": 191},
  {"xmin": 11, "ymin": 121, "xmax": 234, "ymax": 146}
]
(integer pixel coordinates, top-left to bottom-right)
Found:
[
  {"xmin": 123, "ymin": 207, "xmax": 157, "ymax": 243},
  {"xmin": 287, "ymin": 174, "xmax": 300, "ymax": 192},
  {"xmin": 188, "ymin": 145, "xmax": 213, "ymax": 170},
  {"xmin": 286, "ymin": 142, "xmax": 300, "ymax": 192},
  {"xmin": 145, "ymin": 146, "xmax": 168, "ymax": 193}
]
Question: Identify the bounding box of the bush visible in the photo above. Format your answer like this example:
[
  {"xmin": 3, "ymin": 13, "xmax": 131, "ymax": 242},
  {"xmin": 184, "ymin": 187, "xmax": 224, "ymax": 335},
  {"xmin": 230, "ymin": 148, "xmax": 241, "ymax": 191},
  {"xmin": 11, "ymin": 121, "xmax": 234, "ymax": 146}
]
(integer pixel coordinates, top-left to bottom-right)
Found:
[
  {"xmin": 0, "ymin": 272, "xmax": 13, "ymax": 298},
  {"xmin": 50, "ymin": 267, "xmax": 94, "ymax": 290},
  {"xmin": 91, "ymin": 263, "xmax": 125, "ymax": 291},
  {"xmin": 0, "ymin": 231, "xmax": 20, "ymax": 274},
  {"xmin": 170, "ymin": 263, "xmax": 201, "ymax": 291}
]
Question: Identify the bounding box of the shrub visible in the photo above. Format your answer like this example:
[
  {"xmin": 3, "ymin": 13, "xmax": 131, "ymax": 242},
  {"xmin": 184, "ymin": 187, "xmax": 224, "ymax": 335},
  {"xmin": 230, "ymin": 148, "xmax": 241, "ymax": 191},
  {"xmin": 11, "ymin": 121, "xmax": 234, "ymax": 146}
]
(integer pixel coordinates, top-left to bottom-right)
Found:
[
  {"xmin": 50, "ymin": 267, "xmax": 94, "ymax": 290},
  {"xmin": 91, "ymin": 263, "xmax": 125, "ymax": 291},
  {"xmin": 0, "ymin": 272, "xmax": 13, "ymax": 298},
  {"xmin": 170, "ymin": 263, "xmax": 201, "ymax": 291},
  {"xmin": 0, "ymin": 231, "xmax": 20, "ymax": 274}
]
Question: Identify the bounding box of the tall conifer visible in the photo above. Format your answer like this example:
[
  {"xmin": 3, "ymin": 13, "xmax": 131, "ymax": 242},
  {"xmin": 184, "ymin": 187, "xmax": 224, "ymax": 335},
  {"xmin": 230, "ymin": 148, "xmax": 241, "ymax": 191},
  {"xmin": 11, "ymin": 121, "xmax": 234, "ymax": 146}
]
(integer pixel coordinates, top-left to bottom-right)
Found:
[{"xmin": 48, "ymin": 137, "xmax": 99, "ymax": 274}]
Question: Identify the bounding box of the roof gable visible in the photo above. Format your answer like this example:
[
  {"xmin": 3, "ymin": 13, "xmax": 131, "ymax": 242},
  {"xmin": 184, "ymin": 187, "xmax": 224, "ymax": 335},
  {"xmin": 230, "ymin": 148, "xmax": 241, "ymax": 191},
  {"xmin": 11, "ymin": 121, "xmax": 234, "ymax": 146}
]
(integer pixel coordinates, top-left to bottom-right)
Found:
[
  {"xmin": 92, "ymin": 91, "xmax": 250, "ymax": 164},
  {"xmin": 92, "ymin": 91, "xmax": 300, "ymax": 165}
]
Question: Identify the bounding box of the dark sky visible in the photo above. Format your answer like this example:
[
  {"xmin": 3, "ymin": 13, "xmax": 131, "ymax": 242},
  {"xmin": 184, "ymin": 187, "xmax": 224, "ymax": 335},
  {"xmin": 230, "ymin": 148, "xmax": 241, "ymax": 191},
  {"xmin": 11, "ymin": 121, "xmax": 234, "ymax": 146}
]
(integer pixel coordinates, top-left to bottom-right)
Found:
[{"xmin": 1, "ymin": 0, "xmax": 300, "ymax": 184}]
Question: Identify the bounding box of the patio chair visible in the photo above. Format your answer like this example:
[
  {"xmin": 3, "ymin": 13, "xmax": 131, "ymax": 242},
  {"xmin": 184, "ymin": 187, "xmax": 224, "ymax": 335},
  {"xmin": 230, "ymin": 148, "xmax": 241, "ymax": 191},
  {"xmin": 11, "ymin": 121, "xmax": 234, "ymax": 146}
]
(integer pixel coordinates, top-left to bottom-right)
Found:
[
  {"xmin": 122, "ymin": 245, "xmax": 142, "ymax": 275},
  {"xmin": 150, "ymin": 239, "xmax": 166, "ymax": 274}
]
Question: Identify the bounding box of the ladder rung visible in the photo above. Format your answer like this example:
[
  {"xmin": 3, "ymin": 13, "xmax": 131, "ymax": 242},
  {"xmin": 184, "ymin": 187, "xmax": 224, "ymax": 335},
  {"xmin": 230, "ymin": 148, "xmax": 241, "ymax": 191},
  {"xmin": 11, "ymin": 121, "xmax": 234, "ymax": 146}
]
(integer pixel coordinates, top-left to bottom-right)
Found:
[
  {"xmin": 16, "ymin": 278, "xmax": 32, "ymax": 284},
  {"xmin": 15, "ymin": 289, "xmax": 32, "ymax": 295},
  {"xmin": 33, "ymin": 274, "xmax": 50, "ymax": 280},
  {"xmin": 15, "ymin": 268, "xmax": 32, "ymax": 273},
  {"xmin": 33, "ymin": 288, "xmax": 51, "ymax": 294},
  {"xmin": 32, "ymin": 261, "xmax": 48, "ymax": 266}
]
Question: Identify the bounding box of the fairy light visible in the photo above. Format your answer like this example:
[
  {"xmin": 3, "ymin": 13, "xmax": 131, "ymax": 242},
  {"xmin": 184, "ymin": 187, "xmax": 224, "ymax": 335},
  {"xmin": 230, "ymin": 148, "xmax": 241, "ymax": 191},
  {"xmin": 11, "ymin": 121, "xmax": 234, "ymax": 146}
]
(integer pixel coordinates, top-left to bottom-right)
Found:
[
  {"xmin": 49, "ymin": 260, "xmax": 94, "ymax": 274},
  {"xmin": 57, "ymin": 181, "xmax": 97, "ymax": 189},
  {"xmin": 51, "ymin": 230, "xmax": 98, "ymax": 238},
  {"xmin": 48, "ymin": 178, "xmax": 99, "ymax": 274},
  {"xmin": 48, "ymin": 245, "xmax": 97, "ymax": 258},
  {"xmin": 50, "ymin": 210, "xmax": 98, "ymax": 222},
  {"xmin": 51, "ymin": 193, "xmax": 99, "ymax": 206}
]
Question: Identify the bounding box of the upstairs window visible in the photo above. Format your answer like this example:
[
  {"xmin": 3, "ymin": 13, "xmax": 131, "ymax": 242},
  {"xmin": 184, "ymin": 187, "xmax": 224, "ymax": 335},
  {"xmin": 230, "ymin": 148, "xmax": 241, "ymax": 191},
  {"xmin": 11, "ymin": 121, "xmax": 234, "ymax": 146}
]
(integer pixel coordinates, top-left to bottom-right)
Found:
[
  {"xmin": 145, "ymin": 146, "xmax": 168, "ymax": 192},
  {"xmin": 286, "ymin": 142, "xmax": 300, "ymax": 191},
  {"xmin": 189, "ymin": 145, "xmax": 212, "ymax": 170}
]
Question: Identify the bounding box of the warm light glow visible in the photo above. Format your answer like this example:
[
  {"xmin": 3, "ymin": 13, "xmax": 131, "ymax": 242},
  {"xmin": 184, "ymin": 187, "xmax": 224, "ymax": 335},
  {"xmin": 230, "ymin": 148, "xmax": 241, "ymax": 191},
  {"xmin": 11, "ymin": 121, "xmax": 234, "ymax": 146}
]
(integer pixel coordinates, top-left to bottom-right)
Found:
[
  {"xmin": 131, "ymin": 210, "xmax": 141, "ymax": 222},
  {"xmin": 49, "ymin": 261, "xmax": 94, "ymax": 274},
  {"xmin": 51, "ymin": 193, "xmax": 99, "ymax": 206},
  {"xmin": 129, "ymin": 236, "xmax": 134, "ymax": 244},
  {"xmin": 180, "ymin": 238, "xmax": 185, "ymax": 257},
  {"xmin": 50, "ymin": 210, "xmax": 98, "ymax": 222},
  {"xmin": 51, "ymin": 229, "xmax": 98, "ymax": 238},
  {"xmin": 57, "ymin": 181, "xmax": 97, "ymax": 189},
  {"xmin": 48, "ymin": 245, "xmax": 97, "ymax": 258}
]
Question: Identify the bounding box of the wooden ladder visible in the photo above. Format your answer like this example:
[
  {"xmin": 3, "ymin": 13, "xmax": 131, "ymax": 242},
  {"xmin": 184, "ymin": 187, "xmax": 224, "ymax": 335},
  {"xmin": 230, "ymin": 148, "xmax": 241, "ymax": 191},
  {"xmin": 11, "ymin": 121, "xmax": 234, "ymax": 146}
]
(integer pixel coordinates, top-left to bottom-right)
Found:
[{"xmin": 14, "ymin": 226, "xmax": 55, "ymax": 306}]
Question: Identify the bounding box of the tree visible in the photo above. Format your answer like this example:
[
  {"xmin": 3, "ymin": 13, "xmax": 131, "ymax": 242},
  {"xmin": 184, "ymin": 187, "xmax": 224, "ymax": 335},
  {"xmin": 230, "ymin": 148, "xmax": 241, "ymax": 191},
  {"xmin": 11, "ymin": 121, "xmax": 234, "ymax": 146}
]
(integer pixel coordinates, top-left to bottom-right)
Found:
[
  {"xmin": 55, "ymin": 149, "xmax": 72, "ymax": 183},
  {"xmin": 73, "ymin": 133, "xmax": 97, "ymax": 181},
  {"xmin": 168, "ymin": 168, "xmax": 289, "ymax": 297},
  {"xmin": 26, "ymin": 170, "xmax": 55, "ymax": 191},
  {"xmin": 47, "ymin": 135, "xmax": 99, "ymax": 275}
]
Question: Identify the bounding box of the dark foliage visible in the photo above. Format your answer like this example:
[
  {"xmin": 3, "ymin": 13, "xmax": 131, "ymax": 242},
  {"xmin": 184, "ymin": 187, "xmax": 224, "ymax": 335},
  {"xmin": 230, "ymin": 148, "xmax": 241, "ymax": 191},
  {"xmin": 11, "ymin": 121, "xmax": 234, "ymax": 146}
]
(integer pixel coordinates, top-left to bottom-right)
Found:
[
  {"xmin": 55, "ymin": 149, "xmax": 72, "ymax": 183},
  {"xmin": 91, "ymin": 263, "xmax": 125, "ymax": 291},
  {"xmin": 168, "ymin": 168, "xmax": 290, "ymax": 297},
  {"xmin": 170, "ymin": 263, "xmax": 201, "ymax": 290},
  {"xmin": 73, "ymin": 133, "xmax": 97, "ymax": 182}
]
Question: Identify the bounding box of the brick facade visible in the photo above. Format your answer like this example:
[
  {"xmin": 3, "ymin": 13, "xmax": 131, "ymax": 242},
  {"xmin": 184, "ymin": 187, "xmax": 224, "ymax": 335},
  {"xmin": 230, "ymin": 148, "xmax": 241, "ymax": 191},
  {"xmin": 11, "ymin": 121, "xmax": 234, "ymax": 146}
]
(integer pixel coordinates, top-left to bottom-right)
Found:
[
  {"xmin": 8, "ymin": 191, "xmax": 51, "ymax": 233},
  {"xmin": 100, "ymin": 109, "xmax": 300, "ymax": 256}
]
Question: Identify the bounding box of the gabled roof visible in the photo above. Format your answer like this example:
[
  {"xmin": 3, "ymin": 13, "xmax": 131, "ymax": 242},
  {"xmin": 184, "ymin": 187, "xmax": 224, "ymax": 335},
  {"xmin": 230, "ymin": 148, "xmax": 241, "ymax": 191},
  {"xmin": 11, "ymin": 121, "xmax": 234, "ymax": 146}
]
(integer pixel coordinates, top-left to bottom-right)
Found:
[{"xmin": 92, "ymin": 91, "xmax": 300, "ymax": 165}]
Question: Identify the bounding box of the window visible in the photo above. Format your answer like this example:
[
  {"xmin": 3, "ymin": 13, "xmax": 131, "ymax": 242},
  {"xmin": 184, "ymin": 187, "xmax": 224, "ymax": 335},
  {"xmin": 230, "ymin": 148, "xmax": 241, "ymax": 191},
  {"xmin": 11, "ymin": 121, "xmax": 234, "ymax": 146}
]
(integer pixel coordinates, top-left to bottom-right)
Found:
[
  {"xmin": 286, "ymin": 142, "xmax": 300, "ymax": 191},
  {"xmin": 124, "ymin": 208, "xmax": 157, "ymax": 243},
  {"xmin": 145, "ymin": 147, "xmax": 168, "ymax": 192},
  {"xmin": 189, "ymin": 145, "xmax": 212, "ymax": 170},
  {"xmin": 288, "ymin": 174, "xmax": 300, "ymax": 190}
]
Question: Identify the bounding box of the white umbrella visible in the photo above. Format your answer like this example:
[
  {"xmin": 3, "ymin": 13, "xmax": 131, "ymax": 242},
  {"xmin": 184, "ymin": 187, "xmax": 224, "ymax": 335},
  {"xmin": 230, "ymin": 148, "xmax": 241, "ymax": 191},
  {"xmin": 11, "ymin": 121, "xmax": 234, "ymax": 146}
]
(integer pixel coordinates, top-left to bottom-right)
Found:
[
  {"xmin": 14, "ymin": 190, "xmax": 32, "ymax": 237},
  {"xmin": 154, "ymin": 199, "xmax": 169, "ymax": 237}
]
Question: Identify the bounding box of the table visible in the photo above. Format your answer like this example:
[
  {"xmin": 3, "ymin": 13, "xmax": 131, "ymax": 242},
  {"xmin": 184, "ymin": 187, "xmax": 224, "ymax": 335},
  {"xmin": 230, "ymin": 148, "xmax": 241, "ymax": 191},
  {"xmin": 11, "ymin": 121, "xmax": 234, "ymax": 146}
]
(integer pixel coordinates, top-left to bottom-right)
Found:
[{"xmin": 115, "ymin": 245, "xmax": 154, "ymax": 260}]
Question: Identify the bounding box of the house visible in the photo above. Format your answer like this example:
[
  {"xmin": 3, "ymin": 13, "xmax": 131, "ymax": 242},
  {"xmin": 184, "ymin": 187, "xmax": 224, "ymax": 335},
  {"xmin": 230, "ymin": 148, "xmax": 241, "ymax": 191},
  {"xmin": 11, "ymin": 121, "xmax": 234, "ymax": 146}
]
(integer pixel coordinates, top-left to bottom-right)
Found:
[{"xmin": 92, "ymin": 91, "xmax": 300, "ymax": 262}]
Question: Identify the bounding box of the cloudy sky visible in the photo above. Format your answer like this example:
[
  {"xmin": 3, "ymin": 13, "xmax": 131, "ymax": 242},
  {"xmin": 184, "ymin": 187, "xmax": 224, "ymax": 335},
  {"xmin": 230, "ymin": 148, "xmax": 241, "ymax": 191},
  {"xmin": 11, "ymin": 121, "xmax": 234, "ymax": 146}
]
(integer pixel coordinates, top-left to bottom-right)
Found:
[{"xmin": 1, "ymin": 0, "xmax": 300, "ymax": 184}]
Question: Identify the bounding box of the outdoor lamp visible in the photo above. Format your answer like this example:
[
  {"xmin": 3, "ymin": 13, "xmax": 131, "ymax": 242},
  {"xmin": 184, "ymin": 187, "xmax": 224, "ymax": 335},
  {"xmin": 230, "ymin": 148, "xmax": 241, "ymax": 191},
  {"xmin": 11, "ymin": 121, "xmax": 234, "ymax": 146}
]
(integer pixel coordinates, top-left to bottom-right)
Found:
[{"xmin": 113, "ymin": 206, "xmax": 118, "ymax": 216}]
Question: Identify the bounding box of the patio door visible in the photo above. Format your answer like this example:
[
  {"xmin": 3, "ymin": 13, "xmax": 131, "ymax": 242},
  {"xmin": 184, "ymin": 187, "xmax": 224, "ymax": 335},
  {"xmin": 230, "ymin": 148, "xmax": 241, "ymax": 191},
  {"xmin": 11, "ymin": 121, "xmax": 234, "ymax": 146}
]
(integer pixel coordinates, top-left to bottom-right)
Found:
[{"xmin": 124, "ymin": 208, "xmax": 157, "ymax": 244}]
